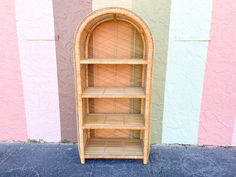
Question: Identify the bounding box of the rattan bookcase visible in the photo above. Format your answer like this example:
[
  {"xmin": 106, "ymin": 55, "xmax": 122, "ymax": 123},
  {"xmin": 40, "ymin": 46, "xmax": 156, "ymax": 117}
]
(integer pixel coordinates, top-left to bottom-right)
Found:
[{"xmin": 74, "ymin": 8, "xmax": 154, "ymax": 164}]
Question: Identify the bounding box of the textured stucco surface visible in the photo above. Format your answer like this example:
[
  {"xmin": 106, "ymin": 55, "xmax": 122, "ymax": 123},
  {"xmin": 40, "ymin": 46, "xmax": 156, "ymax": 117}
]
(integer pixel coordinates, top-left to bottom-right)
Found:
[
  {"xmin": 0, "ymin": 0, "xmax": 27, "ymax": 140},
  {"xmin": 53, "ymin": 0, "xmax": 92, "ymax": 142},
  {"xmin": 0, "ymin": 143, "xmax": 236, "ymax": 176},
  {"xmin": 133, "ymin": 0, "xmax": 171, "ymax": 143},
  {"xmin": 162, "ymin": 0, "xmax": 212, "ymax": 144},
  {"xmin": 198, "ymin": 0, "xmax": 236, "ymax": 146},
  {"xmin": 15, "ymin": 0, "xmax": 61, "ymax": 142}
]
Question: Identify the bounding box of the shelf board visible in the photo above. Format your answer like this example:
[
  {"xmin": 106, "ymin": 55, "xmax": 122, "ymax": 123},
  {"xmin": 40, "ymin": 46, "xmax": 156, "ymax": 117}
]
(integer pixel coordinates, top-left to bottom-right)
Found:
[
  {"xmin": 82, "ymin": 87, "xmax": 145, "ymax": 98},
  {"xmin": 83, "ymin": 114, "xmax": 145, "ymax": 129},
  {"xmin": 80, "ymin": 58, "xmax": 147, "ymax": 65},
  {"xmin": 84, "ymin": 138, "xmax": 143, "ymax": 158}
]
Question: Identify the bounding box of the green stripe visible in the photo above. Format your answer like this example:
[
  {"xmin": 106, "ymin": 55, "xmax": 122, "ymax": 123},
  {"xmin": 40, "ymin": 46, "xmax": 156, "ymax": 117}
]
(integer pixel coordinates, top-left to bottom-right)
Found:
[{"xmin": 133, "ymin": 0, "xmax": 171, "ymax": 143}]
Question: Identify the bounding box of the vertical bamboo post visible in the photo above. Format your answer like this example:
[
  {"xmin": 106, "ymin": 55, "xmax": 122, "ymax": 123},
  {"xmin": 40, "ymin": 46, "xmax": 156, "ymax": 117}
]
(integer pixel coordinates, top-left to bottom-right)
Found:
[
  {"xmin": 74, "ymin": 53, "xmax": 85, "ymax": 164},
  {"xmin": 143, "ymin": 37, "xmax": 154, "ymax": 164}
]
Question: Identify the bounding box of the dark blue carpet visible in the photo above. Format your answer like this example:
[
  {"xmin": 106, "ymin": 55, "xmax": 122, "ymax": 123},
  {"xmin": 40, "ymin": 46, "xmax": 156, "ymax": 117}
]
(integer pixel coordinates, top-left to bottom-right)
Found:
[{"xmin": 0, "ymin": 143, "xmax": 235, "ymax": 177}]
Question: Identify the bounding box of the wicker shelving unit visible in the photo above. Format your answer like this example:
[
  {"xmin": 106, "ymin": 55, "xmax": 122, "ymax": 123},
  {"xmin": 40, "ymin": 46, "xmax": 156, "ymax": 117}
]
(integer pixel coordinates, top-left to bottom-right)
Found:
[{"xmin": 74, "ymin": 8, "xmax": 154, "ymax": 164}]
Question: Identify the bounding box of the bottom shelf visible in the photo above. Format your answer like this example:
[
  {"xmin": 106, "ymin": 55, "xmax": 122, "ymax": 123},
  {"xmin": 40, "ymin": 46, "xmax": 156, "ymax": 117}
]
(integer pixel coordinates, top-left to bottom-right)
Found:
[{"xmin": 84, "ymin": 138, "xmax": 144, "ymax": 159}]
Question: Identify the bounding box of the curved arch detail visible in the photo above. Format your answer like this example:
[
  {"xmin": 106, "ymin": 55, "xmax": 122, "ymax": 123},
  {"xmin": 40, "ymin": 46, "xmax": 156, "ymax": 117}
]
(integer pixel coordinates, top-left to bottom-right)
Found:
[{"xmin": 74, "ymin": 7, "xmax": 154, "ymax": 62}]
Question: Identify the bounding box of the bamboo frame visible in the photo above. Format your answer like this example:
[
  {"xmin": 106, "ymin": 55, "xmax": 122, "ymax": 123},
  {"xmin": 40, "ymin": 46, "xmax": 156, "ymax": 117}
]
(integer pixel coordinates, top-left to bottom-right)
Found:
[{"xmin": 74, "ymin": 7, "xmax": 154, "ymax": 164}]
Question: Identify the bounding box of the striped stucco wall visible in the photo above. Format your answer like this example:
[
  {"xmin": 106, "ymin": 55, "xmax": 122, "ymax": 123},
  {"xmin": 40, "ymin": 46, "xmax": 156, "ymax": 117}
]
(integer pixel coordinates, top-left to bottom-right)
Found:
[{"xmin": 0, "ymin": 0, "xmax": 236, "ymax": 146}]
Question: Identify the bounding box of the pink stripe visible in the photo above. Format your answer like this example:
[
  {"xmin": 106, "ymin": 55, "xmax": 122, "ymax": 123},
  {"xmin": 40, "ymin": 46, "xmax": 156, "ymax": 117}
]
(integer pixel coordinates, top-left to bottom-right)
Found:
[
  {"xmin": 198, "ymin": 0, "xmax": 236, "ymax": 146},
  {"xmin": 0, "ymin": 0, "xmax": 27, "ymax": 140}
]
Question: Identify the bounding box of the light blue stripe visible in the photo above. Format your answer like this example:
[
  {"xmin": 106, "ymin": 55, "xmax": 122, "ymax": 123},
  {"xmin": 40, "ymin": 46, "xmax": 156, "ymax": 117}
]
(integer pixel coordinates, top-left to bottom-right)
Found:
[{"xmin": 162, "ymin": 0, "xmax": 212, "ymax": 144}]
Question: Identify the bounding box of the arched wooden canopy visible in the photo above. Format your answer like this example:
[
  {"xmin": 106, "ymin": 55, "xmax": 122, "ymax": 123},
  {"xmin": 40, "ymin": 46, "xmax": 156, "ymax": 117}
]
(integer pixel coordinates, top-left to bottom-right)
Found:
[{"xmin": 74, "ymin": 8, "xmax": 154, "ymax": 164}]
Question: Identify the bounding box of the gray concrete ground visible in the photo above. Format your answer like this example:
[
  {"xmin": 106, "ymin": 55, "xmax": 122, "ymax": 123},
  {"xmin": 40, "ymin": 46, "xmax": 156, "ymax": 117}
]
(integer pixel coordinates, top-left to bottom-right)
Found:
[{"xmin": 0, "ymin": 143, "xmax": 235, "ymax": 177}]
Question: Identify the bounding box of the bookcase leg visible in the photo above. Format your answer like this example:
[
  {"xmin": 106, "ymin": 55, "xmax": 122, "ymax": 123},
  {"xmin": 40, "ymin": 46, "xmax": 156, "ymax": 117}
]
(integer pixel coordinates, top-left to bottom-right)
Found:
[
  {"xmin": 143, "ymin": 158, "xmax": 148, "ymax": 164},
  {"xmin": 79, "ymin": 129, "xmax": 85, "ymax": 164},
  {"xmin": 143, "ymin": 129, "xmax": 150, "ymax": 165},
  {"xmin": 80, "ymin": 158, "xmax": 85, "ymax": 164}
]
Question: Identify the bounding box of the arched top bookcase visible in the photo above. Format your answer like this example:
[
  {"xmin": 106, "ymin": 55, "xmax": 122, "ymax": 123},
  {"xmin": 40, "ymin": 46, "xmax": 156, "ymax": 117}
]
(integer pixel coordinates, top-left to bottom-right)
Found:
[
  {"xmin": 75, "ymin": 7, "xmax": 154, "ymax": 62},
  {"xmin": 74, "ymin": 8, "xmax": 154, "ymax": 164}
]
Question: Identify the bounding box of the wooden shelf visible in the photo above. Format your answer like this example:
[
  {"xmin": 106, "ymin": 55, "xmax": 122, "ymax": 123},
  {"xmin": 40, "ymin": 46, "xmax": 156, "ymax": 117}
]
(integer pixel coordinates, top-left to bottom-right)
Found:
[
  {"xmin": 83, "ymin": 114, "xmax": 145, "ymax": 129},
  {"xmin": 82, "ymin": 87, "xmax": 145, "ymax": 98},
  {"xmin": 80, "ymin": 58, "xmax": 147, "ymax": 65},
  {"xmin": 84, "ymin": 138, "xmax": 143, "ymax": 158}
]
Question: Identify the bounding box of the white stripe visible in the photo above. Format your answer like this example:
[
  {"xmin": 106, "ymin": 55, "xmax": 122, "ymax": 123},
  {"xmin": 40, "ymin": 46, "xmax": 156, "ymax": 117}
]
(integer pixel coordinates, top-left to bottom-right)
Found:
[
  {"xmin": 15, "ymin": 0, "xmax": 61, "ymax": 142},
  {"xmin": 162, "ymin": 0, "xmax": 212, "ymax": 144}
]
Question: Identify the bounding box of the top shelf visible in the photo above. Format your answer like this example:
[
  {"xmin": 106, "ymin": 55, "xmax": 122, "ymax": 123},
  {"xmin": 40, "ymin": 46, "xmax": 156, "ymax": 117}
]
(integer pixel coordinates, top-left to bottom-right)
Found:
[{"xmin": 80, "ymin": 58, "xmax": 147, "ymax": 65}]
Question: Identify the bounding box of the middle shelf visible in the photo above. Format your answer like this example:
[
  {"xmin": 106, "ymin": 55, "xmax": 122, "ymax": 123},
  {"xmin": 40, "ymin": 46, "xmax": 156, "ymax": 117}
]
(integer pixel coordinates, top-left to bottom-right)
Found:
[
  {"xmin": 83, "ymin": 114, "xmax": 145, "ymax": 129},
  {"xmin": 80, "ymin": 58, "xmax": 148, "ymax": 65},
  {"xmin": 82, "ymin": 87, "xmax": 146, "ymax": 98}
]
